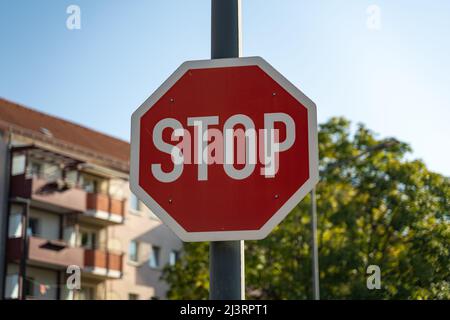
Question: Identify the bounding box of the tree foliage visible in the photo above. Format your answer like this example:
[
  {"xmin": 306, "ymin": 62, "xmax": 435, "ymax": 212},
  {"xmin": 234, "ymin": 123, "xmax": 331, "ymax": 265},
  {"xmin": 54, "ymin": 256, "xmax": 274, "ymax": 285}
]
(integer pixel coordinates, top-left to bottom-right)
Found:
[{"xmin": 162, "ymin": 117, "xmax": 450, "ymax": 299}]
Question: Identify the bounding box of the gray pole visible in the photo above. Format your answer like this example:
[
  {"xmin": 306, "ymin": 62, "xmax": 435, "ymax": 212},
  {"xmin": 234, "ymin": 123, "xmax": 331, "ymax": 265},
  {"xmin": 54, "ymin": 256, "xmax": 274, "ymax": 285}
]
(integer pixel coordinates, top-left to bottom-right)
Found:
[
  {"xmin": 211, "ymin": 0, "xmax": 242, "ymax": 58},
  {"xmin": 209, "ymin": 0, "xmax": 244, "ymax": 300},
  {"xmin": 310, "ymin": 188, "xmax": 320, "ymax": 300}
]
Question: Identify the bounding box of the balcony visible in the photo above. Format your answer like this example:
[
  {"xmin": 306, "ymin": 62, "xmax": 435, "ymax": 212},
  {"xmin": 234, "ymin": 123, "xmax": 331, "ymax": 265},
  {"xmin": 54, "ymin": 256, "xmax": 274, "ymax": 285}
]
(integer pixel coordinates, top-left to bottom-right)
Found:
[
  {"xmin": 84, "ymin": 193, "xmax": 125, "ymax": 224},
  {"xmin": 84, "ymin": 249, "xmax": 123, "ymax": 279},
  {"xmin": 7, "ymin": 236, "xmax": 84, "ymax": 268},
  {"xmin": 7, "ymin": 237, "xmax": 123, "ymax": 279},
  {"xmin": 10, "ymin": 174, "xmax": 125, "ymax": 224},
  {"xmin": 10, "ymin": 174, "xmax": 87, "ymax": 213}
]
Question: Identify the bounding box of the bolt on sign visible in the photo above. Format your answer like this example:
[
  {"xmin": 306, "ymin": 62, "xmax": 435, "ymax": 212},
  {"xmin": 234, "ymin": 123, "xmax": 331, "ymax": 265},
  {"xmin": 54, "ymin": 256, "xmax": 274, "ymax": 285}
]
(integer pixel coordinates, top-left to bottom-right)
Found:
[{"xmin": 130, "ymin": 57, "xmax": 319, "ymax": 242}]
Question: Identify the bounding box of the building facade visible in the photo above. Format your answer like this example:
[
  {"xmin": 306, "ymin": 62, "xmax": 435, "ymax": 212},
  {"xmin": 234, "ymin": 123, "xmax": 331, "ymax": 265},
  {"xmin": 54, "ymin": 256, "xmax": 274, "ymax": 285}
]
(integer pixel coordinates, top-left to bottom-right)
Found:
[{"xmin": 0, "ymin": 98, "xmax": 182, "ymax": 300}]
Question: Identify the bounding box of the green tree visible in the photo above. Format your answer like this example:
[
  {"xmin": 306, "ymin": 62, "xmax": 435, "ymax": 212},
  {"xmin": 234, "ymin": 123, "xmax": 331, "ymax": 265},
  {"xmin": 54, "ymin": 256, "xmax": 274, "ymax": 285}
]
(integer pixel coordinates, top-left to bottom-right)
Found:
[{"xmin": 162, "ymin": 117, "xmax": 450, "ymax": 299}]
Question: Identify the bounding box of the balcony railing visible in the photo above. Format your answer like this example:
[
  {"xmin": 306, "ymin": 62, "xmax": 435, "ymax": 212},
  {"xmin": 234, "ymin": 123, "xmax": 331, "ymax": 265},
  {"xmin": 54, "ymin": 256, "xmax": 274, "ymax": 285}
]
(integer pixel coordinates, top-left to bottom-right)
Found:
[
  {"xmin": 10, "ymin": 174, "xmax": 87, "ymax": 213},
  {"xmin": 85, "ymin": 193, "xmax": 125, "ymax": 224},
  {"xmin": 7, "ymin": 237, "xmax": 123, "ymax": 279},
  {"xmin": 7, "ymin": 236, "xmax": 84, "ymax": 268},
  {"xmin": 84, "ymin": 249, "xmax": 123, "ymax": 279},
  {"xmin": 10, "ymin": 174, "xmax": 125, "ymax": 223}
]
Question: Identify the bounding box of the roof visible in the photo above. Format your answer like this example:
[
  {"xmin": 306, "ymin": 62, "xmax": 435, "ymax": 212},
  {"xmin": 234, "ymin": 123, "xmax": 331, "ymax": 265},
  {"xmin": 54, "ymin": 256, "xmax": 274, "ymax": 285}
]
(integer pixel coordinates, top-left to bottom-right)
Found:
[{"xmin": 0, "ymin": 97, "xmax": 130, "ymax": 171}]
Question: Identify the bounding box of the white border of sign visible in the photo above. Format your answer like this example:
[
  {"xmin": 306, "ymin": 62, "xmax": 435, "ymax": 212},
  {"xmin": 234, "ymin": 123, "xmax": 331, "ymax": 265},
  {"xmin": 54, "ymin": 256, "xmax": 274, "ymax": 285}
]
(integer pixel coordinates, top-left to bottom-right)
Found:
[{"xmin": 130, "ymin": 57, "xmax": 319, "ymax": 242}]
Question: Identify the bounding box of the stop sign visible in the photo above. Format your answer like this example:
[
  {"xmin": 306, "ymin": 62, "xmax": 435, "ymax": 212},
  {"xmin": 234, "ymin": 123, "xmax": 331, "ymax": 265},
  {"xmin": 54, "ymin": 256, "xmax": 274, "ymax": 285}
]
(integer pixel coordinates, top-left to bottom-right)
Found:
[{"xmin": 130, "ymin": 57, "xmax": 318, "ymax": 242}]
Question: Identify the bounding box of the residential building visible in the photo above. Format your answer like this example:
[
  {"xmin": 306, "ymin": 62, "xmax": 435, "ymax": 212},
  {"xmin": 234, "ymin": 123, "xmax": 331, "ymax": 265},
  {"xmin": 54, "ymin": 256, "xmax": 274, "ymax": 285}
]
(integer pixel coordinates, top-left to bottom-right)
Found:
[{"xmin": 0, "ymin": 98, "xmax": 182, "ymax": 300}]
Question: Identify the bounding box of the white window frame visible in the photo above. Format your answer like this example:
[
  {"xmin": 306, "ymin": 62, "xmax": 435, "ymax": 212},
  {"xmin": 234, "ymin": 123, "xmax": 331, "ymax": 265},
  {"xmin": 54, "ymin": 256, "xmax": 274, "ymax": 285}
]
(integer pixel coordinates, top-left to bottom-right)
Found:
[
  {"xmin": 128, "ymin": 240, "xmax": 139, "ymax": 263},
  {"xmin": 148, "ymin": 245, "xmax": 160, "ymax": 269},
  {"xmin": 169, "ymin": 250, "xmax": 179, "ymax": 266},
  {"xmin": 129, "ymin": 193, "xmax": 142, "ymax": 213}
]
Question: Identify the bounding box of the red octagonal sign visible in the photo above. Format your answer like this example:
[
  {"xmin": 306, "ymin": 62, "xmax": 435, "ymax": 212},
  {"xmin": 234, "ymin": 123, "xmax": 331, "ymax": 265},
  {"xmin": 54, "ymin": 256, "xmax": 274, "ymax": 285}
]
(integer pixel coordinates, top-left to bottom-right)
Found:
[{"xmin": 130, "ymin": 57, "xmax": 318, "ymax": 241}]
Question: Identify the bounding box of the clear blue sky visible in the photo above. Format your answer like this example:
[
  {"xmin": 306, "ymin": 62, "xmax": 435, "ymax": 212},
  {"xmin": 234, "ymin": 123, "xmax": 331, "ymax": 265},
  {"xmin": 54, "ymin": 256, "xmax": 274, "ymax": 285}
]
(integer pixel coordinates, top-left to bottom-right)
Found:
[{"xmin": 1, "ymin": 0, "xmax": 449, "ymax": 175}]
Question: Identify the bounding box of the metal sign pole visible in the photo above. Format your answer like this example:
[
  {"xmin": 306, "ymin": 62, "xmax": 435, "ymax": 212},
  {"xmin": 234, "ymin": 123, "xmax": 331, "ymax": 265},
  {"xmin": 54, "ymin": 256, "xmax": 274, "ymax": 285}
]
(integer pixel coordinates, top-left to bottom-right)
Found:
[
  {"xmin": 310, "ymin": 188, "xmax": 320, "ymax": 299},
  {"xmin": 209, "ymin": 0, "xmax": 244, "ymax": 300}
]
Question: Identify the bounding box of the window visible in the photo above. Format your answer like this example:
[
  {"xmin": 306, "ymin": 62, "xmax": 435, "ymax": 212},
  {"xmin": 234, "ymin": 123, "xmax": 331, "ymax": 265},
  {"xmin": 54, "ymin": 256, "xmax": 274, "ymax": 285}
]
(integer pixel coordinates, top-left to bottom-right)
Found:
[
  {"xmin": 5, "ymin": 274, "xmax": 19, "ymax": 299},
  {"xmin": 128, "ymin": 293, "xmax": 139, "ymax": 300},
  {"xmin": 27, "ymin": 218, "xmax": 40, "ymax": 237},
  {"xmin": 11, "ymin": 154, "xmax": 26, "ymax": 176},
  {"xmin": 169, "ymin": 250, "xmax": 179, "ymax": 266},
  {"xmin": 42, "ymin": 163, "xmax": 62, "ymax": 181},
  {"xmin": 80, "ymin": 230, "xmax": 97, "ymax": 250},
  {"xmin": 24, "ymin": 277, "xmax": 35, "ymax": 298},
  {"xmin": 129, "ymin": 193, "xmax": 141, "ymax": 212},
  {"xmin": 8, "ymin": 205, "xmax": 24, "ymax": 238},
  {"xmin": 149, "ymin": 245, "xmax": 160, "ymax": 268},
  {"xmin": 65, "ymin": 170, "xmax": 78, "ymax": 187},
  {"xmin": 129, "ymin": 241, "xmax": 139, "ymax": 262},
  {"xmin": 82, "ymin": 178, "xmax": 97, "ymax": 193},
  {"xmin": 30, "ymin": 162, "xmax": 42, "ymax": 177}
]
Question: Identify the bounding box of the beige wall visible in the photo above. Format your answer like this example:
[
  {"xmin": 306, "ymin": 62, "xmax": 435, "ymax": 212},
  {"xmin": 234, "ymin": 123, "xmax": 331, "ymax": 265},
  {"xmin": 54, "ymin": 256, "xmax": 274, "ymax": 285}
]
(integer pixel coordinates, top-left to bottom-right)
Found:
[
  {"xmin": 105, "ymin": 186, "xmax": 182, "ymax": 300},
  {"xmin": 109, "ymin": 178, "xmax": 128, "ymax": 200}
]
